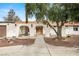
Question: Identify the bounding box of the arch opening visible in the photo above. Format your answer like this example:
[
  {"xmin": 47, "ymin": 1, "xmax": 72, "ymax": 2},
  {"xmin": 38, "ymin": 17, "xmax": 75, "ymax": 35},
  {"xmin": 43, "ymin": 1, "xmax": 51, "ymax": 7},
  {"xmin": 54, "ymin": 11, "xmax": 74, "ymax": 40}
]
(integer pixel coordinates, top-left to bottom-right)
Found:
[
  {"xmin": 36, "ymin": 26, "xmax": 43, "ymax": 35},
  {"xmin": 19, "ymin": 26, "xmax": 29, "ymax": 36}
]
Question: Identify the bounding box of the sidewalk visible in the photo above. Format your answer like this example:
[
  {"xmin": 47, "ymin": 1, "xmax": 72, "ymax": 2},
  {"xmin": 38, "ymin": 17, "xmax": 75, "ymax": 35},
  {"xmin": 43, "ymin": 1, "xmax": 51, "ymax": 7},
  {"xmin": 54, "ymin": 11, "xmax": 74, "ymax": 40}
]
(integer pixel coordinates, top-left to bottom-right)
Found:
[{"xmin": 0, "ymin": 35, "xmax": 50, "ymax": 56}]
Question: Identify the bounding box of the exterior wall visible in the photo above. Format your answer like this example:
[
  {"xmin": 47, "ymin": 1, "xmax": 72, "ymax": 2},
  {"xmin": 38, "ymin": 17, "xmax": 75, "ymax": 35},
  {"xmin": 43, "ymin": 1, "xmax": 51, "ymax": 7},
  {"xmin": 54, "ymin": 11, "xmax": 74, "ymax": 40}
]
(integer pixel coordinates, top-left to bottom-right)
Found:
[
  {"xmin": 0, "ymin": 23, "xmax": 17, "ymax": 38},
  {"xmin": 8, "ymin": 23, "xmax": 79, "ymax": 38},
  {"xmin": 0, "ymin": 23, "xmax": 79, "ymax": 38},
  {"xmin": 44, "ymin": 26, "xmax": 67, "ymax": 37},
  {"xmin": 33, "ymin": 23, "xmax": 45, "ymax": 36},
  {"xmin": 65, "ymin": 26, "xmax": 79, "ymax": 35},
  {"xmin": 44, "ymin": 26, "xmax": 56, "ymax": 37},
  {"xmin": 62, "ymin": 26, "xmax": 67, "ymax": 37},
  {"xmin": 0, "ymin": 23, "xmax": 7, "ymax": 37},
  {"xmin": 6, "ymin": 23, "xmax": 17, "ymax": 37},
  {"xmin": 16, "ymin": 23, "xmax": 32, "ymax": 37}
]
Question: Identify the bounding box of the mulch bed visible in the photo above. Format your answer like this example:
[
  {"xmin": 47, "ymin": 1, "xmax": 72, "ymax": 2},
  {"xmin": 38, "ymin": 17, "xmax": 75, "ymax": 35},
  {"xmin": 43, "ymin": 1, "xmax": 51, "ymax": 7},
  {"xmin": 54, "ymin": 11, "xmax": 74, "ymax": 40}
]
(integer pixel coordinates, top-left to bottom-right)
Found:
[
  {"xmin": 0, "ymin": 39, "xmax": 35, "ymax": 47},
  {"xmin": 44, "ymin": 36, "xmax": 79, "ymax": 47}
]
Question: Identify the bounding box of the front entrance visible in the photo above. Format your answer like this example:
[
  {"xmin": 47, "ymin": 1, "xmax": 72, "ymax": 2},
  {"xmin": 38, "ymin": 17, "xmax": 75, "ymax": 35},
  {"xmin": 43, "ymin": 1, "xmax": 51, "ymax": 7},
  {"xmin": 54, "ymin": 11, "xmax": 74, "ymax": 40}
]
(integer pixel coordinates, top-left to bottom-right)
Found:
[
  {"xmin": 20, "ymin": 26, "xmax": 29, "ymax": 36},
  {"xmin": 0, "ymin": 25, "xmax": 6, "ymax": 37},
  {"xmin": 36, "ymin": 26, "xmax": 43, "ymax": 35}
]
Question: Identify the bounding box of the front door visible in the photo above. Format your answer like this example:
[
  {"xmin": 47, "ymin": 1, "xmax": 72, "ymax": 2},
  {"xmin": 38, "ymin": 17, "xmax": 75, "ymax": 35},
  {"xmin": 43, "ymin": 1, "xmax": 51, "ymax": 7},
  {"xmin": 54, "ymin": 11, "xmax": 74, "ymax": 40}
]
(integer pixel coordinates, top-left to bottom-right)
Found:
[{"xmin": 36, "ymin": 26, "xmax": 43, "ymax": 35}]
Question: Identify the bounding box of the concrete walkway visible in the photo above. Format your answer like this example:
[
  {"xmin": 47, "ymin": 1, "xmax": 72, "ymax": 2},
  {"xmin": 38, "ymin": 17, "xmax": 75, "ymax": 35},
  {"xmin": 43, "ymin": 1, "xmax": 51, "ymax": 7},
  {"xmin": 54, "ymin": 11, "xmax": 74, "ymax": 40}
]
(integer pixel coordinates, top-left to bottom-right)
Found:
[{"xmin": 0, "ymin": 35, "xmax": 79, "ymax": 56}]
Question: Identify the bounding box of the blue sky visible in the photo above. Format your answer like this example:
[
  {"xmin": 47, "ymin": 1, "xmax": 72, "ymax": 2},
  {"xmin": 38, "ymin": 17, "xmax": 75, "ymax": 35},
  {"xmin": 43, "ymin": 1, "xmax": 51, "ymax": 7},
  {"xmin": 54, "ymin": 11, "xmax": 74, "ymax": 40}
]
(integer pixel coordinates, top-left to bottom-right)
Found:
[{"xmin": 0, "ymin": 3, "xmax": 35, "ymax": 21}]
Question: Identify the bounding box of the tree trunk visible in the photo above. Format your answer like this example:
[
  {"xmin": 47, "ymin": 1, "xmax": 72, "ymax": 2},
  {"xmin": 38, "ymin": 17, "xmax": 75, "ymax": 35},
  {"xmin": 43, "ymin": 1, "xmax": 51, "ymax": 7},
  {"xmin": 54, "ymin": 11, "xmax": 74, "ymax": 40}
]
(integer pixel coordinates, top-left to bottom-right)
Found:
[
  {"xmin": 43, "ymin": 20, "xmax": 63, "ymax": 40},
  {"xmin": 57, "ymin": 26, "xmax": 62, "ymax": 40},
  {"xmin": 26, "ymin": 14, "xmax": 28, "ymax": 23},
  {"xmin": 25, "ymin": 4, "xmax": 28, "ymax": 23}
]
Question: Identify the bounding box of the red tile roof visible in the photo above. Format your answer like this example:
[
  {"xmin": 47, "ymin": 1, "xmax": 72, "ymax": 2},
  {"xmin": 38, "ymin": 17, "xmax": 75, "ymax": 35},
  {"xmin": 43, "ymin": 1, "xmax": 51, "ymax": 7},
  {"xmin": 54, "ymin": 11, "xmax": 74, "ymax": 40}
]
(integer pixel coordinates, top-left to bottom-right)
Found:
[
  {"xmin": 15, "ymin": 21, "xmax": 79, "ymax": 26},
  {"xmin": 64, "ymin": 22, "xmax": 79, "ymax": 26},
  {"xmin": 15, "ymin": 21, "xmax": 36, "ymax": 24}
]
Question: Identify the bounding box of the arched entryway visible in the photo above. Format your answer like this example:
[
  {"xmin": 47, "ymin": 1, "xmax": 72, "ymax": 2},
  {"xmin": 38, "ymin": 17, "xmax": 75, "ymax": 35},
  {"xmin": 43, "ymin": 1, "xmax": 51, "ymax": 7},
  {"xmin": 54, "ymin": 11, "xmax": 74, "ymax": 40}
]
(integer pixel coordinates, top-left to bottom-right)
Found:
[
  {"xmin": 19, "ymin": 26, "xmax": 29, "ymax": 36},
  {"xmin": 36, "ymin": 26, "xmax": 43, "ymax": 35}
]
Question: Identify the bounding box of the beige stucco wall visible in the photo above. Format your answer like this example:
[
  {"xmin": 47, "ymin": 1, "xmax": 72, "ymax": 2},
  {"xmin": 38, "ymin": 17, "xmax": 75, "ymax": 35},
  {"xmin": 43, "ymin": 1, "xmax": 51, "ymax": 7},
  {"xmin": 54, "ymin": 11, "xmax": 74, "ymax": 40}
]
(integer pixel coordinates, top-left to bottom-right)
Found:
[
  {"xmin": 65, "ymin": 26, "xmax": 79, "ymax": 35},
  {"xmin": 0, "ymin": 23, "xmax": 79, "ymax": 38},
  {"xmin": 0, "ymin": 23, "xmax": 17, "ymax": 38},
  {"xmin": 6, "ymin": 23, "xmax": 17, "ymax": 37}
]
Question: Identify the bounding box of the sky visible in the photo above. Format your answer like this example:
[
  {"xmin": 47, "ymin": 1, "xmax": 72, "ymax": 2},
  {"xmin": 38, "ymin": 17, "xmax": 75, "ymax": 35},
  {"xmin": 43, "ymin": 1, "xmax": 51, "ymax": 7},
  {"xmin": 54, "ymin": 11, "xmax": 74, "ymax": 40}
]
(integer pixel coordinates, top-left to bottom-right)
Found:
[{"xmin": 0, "ymin": 3, "xmax": 35, "ymax": 21}]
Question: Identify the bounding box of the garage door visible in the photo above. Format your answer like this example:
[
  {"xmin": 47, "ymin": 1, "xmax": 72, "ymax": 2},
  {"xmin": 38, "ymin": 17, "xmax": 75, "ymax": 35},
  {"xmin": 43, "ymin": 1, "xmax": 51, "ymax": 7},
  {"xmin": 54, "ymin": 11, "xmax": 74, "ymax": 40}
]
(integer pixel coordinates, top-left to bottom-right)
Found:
[{"xmin": 0, "ymin": 25, "xmax": 6, "ymax": 37}]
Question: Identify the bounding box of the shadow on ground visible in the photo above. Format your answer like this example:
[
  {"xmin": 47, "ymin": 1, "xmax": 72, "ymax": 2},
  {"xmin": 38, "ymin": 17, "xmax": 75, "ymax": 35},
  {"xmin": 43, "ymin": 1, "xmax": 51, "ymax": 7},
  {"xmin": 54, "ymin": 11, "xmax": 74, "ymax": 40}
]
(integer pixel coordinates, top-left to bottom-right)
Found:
[{"xmin": 44, "ymin": 36, "xmax": 79, "ymax": 47}]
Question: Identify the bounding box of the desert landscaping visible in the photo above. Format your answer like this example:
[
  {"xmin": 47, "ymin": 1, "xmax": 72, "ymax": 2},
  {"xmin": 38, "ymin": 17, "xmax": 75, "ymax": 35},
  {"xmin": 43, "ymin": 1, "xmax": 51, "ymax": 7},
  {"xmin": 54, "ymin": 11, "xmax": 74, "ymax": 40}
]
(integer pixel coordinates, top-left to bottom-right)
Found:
[{"xmin": 0, "ymin": 35, "xmax": 78, "ymax": 56}]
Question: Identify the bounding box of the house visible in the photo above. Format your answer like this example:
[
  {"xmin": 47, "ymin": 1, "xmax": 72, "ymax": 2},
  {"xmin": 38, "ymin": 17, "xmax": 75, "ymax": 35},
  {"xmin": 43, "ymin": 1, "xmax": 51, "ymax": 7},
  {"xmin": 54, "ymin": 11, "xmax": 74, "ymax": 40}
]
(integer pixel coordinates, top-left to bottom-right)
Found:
[
  {"xmin": 0, "ymin": 21, "xmax": 79, "ymax": 39},
  {"xmin": 64, "ymin": 22, "xmax": 79, "ymax": 36}
]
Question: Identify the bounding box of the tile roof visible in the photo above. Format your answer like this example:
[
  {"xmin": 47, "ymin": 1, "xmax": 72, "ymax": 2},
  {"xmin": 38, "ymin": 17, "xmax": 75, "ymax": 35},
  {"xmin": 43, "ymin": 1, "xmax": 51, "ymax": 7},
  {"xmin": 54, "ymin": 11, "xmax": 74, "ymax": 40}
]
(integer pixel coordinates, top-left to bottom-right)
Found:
[
  {"xmin": 15, "ymin": 21, "xmax": 37, "ymax": 24},
  {"xmin": 15, "ymin": 21, "xmax": 79, "ymax": 26},
  {"xmin": 64, "ymin": 22, "xmax": 79, "ymax": 26}
]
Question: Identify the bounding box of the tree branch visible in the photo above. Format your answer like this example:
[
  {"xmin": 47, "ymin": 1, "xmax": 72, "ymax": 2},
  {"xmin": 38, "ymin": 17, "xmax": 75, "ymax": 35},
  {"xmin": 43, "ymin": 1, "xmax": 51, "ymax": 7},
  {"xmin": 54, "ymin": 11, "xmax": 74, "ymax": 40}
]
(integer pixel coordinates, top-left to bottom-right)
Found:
[
  {"xmin": 60, "ymin": 20, "xmax": 65, "ymax": 27},
  {"xmin": 43, "ymin": 20, "xmax": 58, "ymax": 35}
]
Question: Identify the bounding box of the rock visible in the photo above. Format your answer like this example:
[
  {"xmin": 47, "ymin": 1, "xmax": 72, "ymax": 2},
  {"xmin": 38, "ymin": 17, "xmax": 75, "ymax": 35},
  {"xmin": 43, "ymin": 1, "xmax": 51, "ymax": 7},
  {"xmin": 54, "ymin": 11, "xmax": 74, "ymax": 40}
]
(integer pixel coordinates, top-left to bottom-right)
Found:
[{"xmin": 8, "ymin": 41, "xmax": 14, "ymax": 44}]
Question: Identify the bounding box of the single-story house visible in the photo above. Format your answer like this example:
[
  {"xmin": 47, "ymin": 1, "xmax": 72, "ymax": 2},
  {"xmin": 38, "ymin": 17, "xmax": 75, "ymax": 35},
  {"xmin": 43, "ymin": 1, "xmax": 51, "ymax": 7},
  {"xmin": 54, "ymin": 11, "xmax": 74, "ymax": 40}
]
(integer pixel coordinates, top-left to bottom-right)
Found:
[{"xmin": 0, "ymin": 21, "xmax": 79, "ymax": 39}]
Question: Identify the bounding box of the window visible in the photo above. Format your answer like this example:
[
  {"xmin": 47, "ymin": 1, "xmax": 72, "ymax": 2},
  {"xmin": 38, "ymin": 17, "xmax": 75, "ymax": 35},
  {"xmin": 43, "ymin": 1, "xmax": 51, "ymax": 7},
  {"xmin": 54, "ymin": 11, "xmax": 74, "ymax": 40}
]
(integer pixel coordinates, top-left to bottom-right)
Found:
[{"xmin": 73, "ymin": 27, "xmax": 78, "ymax": 31}]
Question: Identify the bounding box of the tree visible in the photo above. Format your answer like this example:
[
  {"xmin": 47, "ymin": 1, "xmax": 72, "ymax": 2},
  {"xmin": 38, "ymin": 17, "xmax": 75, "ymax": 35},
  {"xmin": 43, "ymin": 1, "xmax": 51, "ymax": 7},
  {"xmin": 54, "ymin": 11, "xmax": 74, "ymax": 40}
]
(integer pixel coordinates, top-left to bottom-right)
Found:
[
  {"xmin": 34, "ymin": 3, "xmax": 49, "ymax": 21},
  {"xmin": 4, "ymin": 9, "xmax": 21, "ymax": 22},
  {"xmin": 25, "ymin": 3, "xmax": 49, "ymax": 22},
  {"xmin": 63, "ymin": 3, "xmax": 79, "ymax": 22},
  {"xmin": 44, "ymin": 4, "xmax": 79, "ymax": 40},
  {"xmin": 25, "ymin": 3, "xmax": 65, "ymax": 40},
  {"xmin": 45, "ymin": 4, "xmax": 67, "ymax": 40},
  {"xmin": 25, "ymin": 3, "xmax": 36, "ymax": 23},
  {"xmin": 25, "ymin": 3, "xmax": 79, "ymax": 40}
]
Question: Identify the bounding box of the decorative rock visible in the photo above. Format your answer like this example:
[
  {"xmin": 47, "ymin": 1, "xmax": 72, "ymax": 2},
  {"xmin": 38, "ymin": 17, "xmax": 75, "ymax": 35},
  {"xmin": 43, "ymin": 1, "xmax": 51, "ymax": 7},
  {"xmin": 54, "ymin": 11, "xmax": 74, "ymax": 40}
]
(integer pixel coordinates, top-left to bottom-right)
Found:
[{"xmin": 9, "ymin": 41, "xmax": 14, "ymax": 44}]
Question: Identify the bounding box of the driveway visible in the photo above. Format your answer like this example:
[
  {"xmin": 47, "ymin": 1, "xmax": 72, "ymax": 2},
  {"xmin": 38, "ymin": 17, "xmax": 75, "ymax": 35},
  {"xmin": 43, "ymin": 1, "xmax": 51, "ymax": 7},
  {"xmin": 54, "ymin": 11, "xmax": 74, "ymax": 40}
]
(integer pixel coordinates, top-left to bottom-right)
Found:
[{"xmin": 0, "ymin": 35, "xmax": 79, "ymax": 56}]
